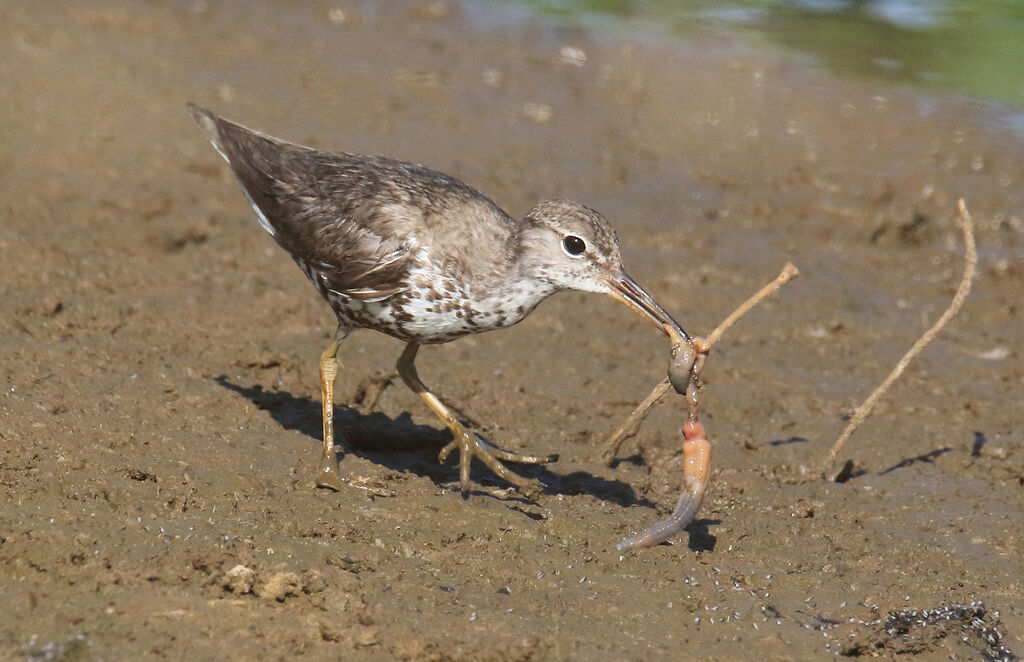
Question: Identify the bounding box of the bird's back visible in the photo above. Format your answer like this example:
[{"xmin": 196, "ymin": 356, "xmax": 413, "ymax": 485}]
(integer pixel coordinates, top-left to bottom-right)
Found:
[{"xmin": 189, "ymin": 104, "xmax": 519, "ymax": 305}]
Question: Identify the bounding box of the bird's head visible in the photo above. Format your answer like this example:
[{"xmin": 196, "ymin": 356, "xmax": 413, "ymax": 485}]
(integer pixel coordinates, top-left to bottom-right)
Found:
[{"xmin": 518, "ymin": 199, "xmax": 688, "ymax": 341}]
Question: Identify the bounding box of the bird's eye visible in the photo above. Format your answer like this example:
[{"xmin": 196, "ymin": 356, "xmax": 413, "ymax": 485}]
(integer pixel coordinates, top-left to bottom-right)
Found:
[{"xmin": 562, "ymin": 235, "xmax": 586, "ymax": 256}]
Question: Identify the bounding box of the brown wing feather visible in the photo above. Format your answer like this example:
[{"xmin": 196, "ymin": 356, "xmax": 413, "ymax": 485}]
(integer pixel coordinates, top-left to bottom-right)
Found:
[
  {"xmin": 189, "ymin": 104, "xmax": 518, "ymax": 302},
  {"xmin": 190, "ymin": 104, "xmax": 426, "ymax": 300}
]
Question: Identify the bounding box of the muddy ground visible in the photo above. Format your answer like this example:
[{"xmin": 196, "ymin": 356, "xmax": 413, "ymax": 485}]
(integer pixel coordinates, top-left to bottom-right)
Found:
[{"xmin": 1, "ymin": 1, "xmax": 1022, "ymax": 660}]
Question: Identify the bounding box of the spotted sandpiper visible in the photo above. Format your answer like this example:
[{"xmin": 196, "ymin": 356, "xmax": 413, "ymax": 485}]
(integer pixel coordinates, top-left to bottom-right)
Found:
[{"xmin": 188, "ymin": 103, "xmax": 689, "ymax": 498}]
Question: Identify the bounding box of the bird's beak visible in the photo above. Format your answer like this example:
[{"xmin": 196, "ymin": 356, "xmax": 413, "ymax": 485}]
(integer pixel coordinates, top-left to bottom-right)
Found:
[{"xmin": 605, "ymin": 272, "xmax": 690, "ymax": 342}]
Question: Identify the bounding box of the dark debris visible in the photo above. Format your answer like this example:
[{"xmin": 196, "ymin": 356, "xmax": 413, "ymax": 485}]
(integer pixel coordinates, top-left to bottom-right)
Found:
[{"xmin": 841, "ymin": 601, "xmax": 1016, "ymax": 662}]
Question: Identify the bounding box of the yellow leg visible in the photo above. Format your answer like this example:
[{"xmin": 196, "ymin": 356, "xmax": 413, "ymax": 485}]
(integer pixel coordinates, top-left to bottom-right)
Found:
[
  {"xmin": 396, "ymin": 342, "xmax": 555, "ymax": 499},
  {"xmin": 315, "ymin": 331, "xmax": 346, "ymax": 491}
]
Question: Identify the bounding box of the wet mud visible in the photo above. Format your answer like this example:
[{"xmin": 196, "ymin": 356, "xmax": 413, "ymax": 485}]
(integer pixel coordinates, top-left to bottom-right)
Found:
[{"xmin": 1, "ymin": 2, "xmax": 1022, "ymax": 660}]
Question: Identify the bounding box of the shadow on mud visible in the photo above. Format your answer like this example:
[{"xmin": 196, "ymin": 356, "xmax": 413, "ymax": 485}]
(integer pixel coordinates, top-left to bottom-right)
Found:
[{"xmin": 213, "ymin": 375, "xmax": 663, "ymax": 511}]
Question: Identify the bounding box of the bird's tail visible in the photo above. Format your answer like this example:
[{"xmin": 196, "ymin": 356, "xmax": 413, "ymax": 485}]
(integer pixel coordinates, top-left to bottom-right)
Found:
[{"xmin": 186, "ymin": 103, "xmax": 315, "ymax": 238}]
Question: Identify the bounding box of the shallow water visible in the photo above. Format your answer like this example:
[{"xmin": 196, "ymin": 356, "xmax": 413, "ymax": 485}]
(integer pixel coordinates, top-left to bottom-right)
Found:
[{"xmin": 493, "ymin": 0, "xmax": 1024, "ymax": 111}]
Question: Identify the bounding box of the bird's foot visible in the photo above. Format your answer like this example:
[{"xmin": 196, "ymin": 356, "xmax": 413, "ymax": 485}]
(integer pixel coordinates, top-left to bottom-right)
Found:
[
  {"xmin": 316, "ymin": 453, "xmax": 348, "ymax": 492},
  {"xmin": 438, "ymin": 426, "xmax": 557, "ymax": 501},
  {"xmin": 316, "ymin": 452, "xmax": 394, "ymax": 496}
]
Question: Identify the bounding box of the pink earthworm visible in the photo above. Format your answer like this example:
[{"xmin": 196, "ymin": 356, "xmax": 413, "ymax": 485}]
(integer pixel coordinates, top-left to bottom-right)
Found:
[
  {"xmin": 617, "ymin": 336, "xmax": 711, "ymax": 552},
  {"xmin": 616, "ymin": 420, "xmax": 711, "ymax": 551}
]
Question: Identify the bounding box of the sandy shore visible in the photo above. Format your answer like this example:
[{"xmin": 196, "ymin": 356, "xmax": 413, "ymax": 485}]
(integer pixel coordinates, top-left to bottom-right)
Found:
[{"xmin": 1, "ymin": 1, "xmax": 1022, "ymax": 659}]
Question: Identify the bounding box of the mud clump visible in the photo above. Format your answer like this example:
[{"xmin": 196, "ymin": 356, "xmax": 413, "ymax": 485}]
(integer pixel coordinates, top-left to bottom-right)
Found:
[{"xmin": 840, "ymin": 602, "xmax": 1016, "ymax": 661}]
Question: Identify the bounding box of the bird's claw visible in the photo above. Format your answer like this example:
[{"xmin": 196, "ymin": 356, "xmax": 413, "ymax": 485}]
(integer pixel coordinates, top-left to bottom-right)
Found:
[{"xmin": 438, "ymin": 430, "xmax": 551, "ymax": 501}]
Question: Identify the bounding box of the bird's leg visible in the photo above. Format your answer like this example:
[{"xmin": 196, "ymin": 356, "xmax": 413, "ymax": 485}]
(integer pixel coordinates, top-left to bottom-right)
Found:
[
  {"xmin": 396, "ymin": 342, "xmax": 552, "ymax": 500},
  {"xmin": 316, "ymin": 330, "xmax": 348, "ymax": 491}
]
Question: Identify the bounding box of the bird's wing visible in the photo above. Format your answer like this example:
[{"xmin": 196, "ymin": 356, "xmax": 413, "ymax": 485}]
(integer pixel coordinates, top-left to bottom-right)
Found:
[
  {"xmin": 190, "ymin": 104, "xmax": 423, "ymax": 301},
  {"xmin": 300, "ymin": 207, "xmax": 419, "ymax": 302}
]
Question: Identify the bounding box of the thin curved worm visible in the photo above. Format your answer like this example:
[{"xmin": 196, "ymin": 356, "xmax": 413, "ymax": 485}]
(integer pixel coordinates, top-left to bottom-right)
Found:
[{"xmin": 616, "ymin": 420, "xmax": 711, "ymax": 551}]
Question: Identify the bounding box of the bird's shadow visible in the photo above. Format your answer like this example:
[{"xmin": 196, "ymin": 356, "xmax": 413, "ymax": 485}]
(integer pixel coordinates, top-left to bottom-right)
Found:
[{"xmin": 213, "ymin": 375, "xmax": 655, "ymax": 510}]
